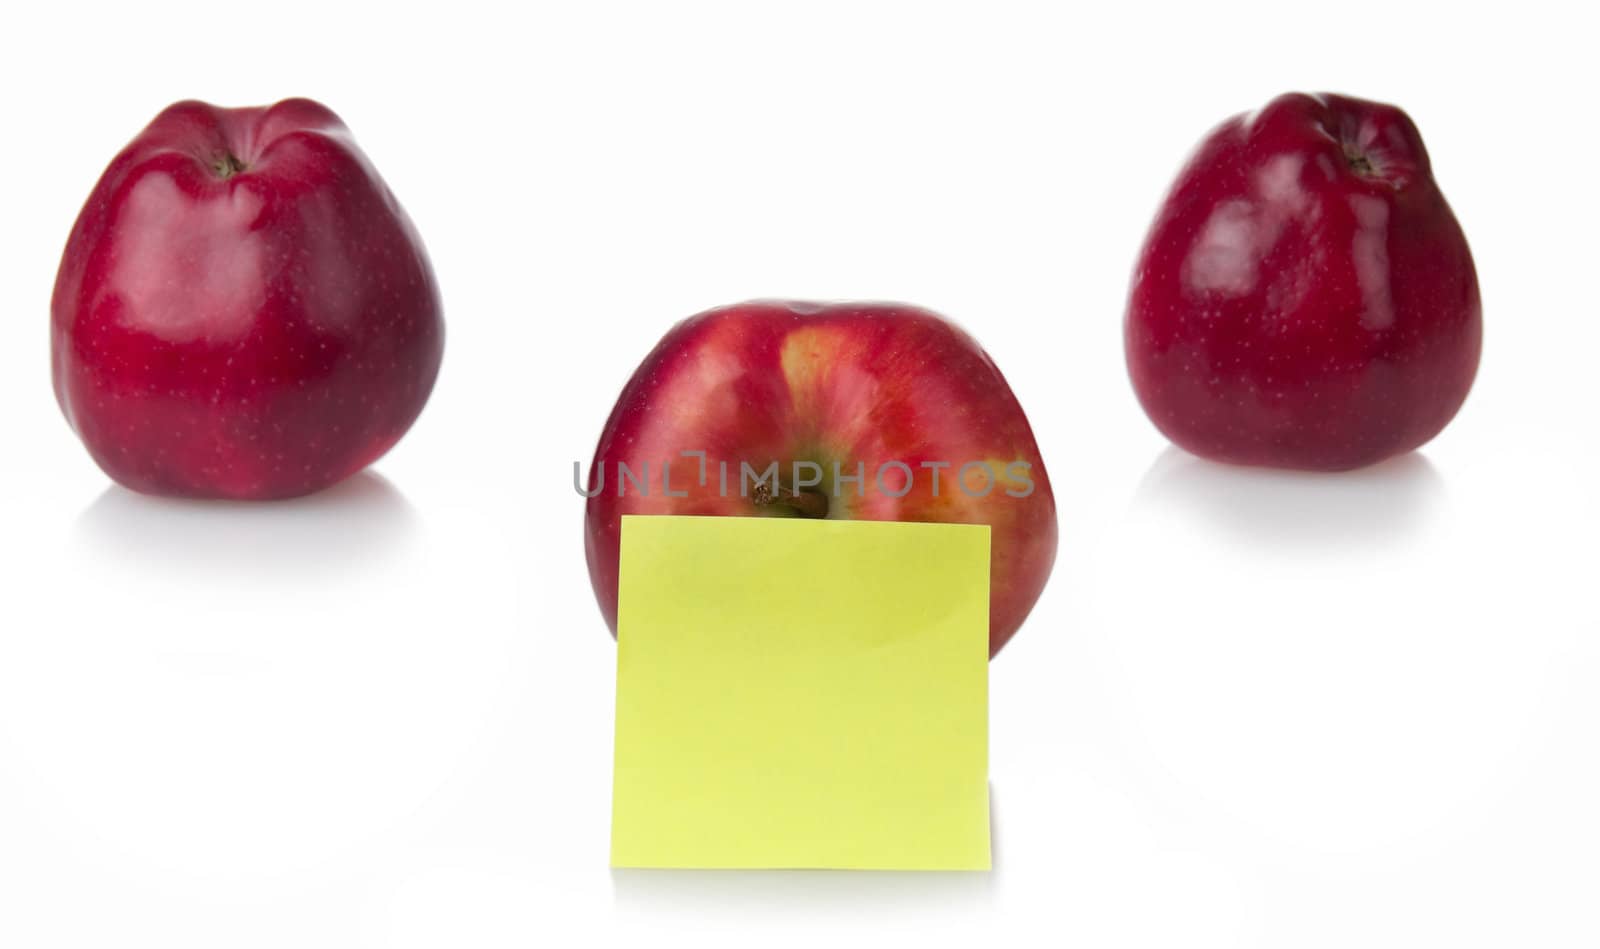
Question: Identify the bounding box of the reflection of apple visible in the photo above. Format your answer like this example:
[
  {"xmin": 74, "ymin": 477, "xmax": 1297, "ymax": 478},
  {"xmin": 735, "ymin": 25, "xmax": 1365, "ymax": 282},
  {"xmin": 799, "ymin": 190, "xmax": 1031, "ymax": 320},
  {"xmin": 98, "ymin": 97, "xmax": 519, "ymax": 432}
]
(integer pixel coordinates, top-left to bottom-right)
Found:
[
  {"xmin": 1126, "ymin": 92, "xmax": 1481, "ymax": 470},
  {"xmin": 52, "ymin": 98, "xmax": 444, "ymax": 499},
  {"xmin": 583, "ymin": 300, "xmax": 1057, "ymax": 657}
]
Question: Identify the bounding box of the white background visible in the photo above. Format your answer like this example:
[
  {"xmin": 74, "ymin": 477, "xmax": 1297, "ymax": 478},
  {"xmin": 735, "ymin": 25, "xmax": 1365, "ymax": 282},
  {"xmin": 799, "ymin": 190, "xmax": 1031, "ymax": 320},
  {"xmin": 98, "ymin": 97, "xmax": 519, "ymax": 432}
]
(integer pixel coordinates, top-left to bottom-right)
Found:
[{"xmin": 1, "ymin": 2, "xmax": 1595, "ymax": 946}]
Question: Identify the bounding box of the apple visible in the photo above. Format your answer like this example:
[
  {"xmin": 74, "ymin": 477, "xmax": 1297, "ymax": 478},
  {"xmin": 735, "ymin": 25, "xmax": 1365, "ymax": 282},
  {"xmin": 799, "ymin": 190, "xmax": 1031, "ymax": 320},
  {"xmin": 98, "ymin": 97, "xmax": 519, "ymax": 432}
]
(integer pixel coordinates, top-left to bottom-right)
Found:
[
  {"xmin": 582, "ymin": 300, "xmax": 1057, "ymax": 657},
  {"xmin": 1125, "ymin": 92, "xmax": 1481, "ymax": 470},
  {"xmin": 52, "ymin": 98, "xmax": 444, "ymax": 499}
]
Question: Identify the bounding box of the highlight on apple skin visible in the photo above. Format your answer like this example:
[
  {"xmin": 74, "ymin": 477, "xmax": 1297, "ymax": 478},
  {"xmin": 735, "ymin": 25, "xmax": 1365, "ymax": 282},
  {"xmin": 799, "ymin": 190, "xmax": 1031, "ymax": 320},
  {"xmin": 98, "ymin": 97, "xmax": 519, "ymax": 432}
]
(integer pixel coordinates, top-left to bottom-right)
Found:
[
  {"xmin": 52, "ymin": 98, "xmax": 444, "ymax": 500},
  {"xmin": 582, "ymin": 300, "xmax": 1058, "ymax": 658},
  {"xmin": 1125, "ymin": 92, "xmax": 1481, "ymax": 471}
]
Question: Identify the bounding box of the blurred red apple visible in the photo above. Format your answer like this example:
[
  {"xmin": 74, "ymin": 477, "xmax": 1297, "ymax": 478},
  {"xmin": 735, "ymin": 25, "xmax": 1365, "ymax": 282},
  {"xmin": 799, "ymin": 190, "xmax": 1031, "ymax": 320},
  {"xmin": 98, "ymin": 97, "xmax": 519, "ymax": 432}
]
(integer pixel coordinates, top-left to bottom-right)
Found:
[
  {"xmin": 52, "ymin": 98, "xmax": 444, "ymax": 499},
  {"xmin": 1125, "ymin": 92, "xmax": 1481, "ymax": 470},
  {"xmin": 583, "ymin": 301, "xmax": 1057, "ymax": 657}
]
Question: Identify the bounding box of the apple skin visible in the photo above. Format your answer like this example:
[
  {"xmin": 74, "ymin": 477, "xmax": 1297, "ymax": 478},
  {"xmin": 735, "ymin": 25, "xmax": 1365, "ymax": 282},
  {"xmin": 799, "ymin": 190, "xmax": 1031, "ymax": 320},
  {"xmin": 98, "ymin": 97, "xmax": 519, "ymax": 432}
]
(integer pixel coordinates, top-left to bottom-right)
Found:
[
  {"xmin": 1125, "ymin": 92, "xmax": 1481, "ymax": 470},
  {"xmin": 52, "ymin": 98, "xmax": 444, "ymax": 499},
  {"xmin": 584, "ymin": 301, "xmax": 1058, "ymax": 657}
]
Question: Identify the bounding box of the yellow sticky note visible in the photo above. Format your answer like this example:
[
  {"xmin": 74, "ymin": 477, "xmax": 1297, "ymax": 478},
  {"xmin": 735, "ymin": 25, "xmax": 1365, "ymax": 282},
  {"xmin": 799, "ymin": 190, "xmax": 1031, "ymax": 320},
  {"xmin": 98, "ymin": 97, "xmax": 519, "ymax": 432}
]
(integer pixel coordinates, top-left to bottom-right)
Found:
[{"xmin": 611, "ymin": 515, "xmax": 991, "ymax": 870}]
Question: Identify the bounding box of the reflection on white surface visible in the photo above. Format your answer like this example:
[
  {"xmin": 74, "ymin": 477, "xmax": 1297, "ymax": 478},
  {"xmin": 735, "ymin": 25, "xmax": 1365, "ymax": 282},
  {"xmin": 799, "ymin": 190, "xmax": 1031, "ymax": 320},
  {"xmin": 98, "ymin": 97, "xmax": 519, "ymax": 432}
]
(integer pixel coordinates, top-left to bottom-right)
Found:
[
  {"xmin": 73, "ymin": 470, "xmax": 420, "ymax": 580},
  {"xmin": 1133, "ymin": 447, "xmax": 1443, "ymax": 549},
  {"xmin": 1096, "ymin": 445, "xmax": 1560, "ymax": 855},
  {"xmin": 5, "ymin": 468, "xmax": 506, "ymax": 879}
]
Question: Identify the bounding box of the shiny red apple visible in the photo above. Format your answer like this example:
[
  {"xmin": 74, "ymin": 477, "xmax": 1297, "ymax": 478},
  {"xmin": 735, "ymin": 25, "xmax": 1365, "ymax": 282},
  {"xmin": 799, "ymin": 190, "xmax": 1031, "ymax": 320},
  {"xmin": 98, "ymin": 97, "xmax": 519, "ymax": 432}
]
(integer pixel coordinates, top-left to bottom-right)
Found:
[
  {"xmin": 583, "ymin": 301, "xmax": 1057, "ymax": 657},
  {"xmin": 1125, "ymin": 92, "xmax": 1481, "ymax": 470},
  {"xmin": 52, "ymin": 98, "xmax": 444, "ymax": 499}
]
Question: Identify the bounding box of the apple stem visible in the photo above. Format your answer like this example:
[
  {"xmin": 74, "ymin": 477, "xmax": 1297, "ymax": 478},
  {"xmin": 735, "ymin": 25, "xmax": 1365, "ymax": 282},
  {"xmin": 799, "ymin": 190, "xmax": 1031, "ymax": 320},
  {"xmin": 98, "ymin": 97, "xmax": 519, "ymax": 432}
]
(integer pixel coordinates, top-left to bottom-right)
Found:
[
  {"xmin": 752, "ymin": 483, "xmax": 830, "ymax": 519},
  {"xmin": 1342, "ymin": 142, "xmax": 1376, "ymax": 176}
]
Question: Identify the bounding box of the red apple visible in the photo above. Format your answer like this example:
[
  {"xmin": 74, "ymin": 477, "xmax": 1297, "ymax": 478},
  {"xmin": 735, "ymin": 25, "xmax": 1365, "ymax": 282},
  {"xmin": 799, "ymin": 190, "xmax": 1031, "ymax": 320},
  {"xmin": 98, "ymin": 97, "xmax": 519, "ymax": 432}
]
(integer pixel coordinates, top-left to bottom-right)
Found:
[
  {"xmin": 52, "ymin": 98, "xmax": 444, "ymax": 499},
  {"xmin": 583, "ymin": 301, "xmax": 1057, "ymax": 657},
  {"xmin": 1125, "ymin": 92, "xmax": 1481, "ymax": 470}
]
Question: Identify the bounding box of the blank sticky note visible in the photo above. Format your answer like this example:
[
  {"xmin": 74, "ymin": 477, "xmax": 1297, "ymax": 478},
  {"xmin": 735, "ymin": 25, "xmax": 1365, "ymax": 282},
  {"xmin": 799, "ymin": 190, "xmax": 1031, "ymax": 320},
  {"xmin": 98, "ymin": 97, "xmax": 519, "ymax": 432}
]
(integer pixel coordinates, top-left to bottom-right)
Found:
[{"xmin": 610, "ymin": 515, "xmax": 991, "ymax": 870}]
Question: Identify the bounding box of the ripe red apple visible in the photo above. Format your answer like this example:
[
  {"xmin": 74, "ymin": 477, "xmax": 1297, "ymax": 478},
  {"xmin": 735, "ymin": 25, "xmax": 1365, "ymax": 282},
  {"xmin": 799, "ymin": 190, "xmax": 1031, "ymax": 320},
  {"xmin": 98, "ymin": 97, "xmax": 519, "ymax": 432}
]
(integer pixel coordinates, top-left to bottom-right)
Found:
[
  {"xmin": 52, "ymin": 98, "xmax": 444, "ymax": 499},
  {"xmin": 1125, "ymin": 92, "xmax": 1481, "ymax": 470},
  {"xmin": 583, "ymin": 301, "xmax": 1058, "ymax": 657}
]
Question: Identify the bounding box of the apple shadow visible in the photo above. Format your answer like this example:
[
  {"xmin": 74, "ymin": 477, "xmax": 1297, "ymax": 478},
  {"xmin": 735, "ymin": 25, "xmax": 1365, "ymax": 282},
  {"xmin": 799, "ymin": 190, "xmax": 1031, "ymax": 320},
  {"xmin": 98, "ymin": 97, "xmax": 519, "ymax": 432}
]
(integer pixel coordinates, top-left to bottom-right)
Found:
[
  {"xmin": 72, "ymin": 470, "xmax": 420, "ymax": 581},
  {"xmin": 1132, "ymin": 447, "xmax": 1445, "ymax": 550},
  {"xmin": 608, "ymin": 781, "xmax": 998, "ymax": 912}
]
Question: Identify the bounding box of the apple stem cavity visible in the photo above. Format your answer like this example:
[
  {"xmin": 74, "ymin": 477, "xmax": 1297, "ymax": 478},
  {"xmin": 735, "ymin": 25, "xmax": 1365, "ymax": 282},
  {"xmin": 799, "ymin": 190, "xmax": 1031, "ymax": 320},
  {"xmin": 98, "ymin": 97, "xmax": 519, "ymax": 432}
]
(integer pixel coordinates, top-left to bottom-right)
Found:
[
  {"xmin": 751, "ymin": 482, "xmax": 830, "ymax": 519},
  {"xmin": 1341, "ymin": 141, "xmax": 1378, "ymax": 177},
  {"xmin": 212, "ymin": 152, "xmax": 248, "ymax": 179}
]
